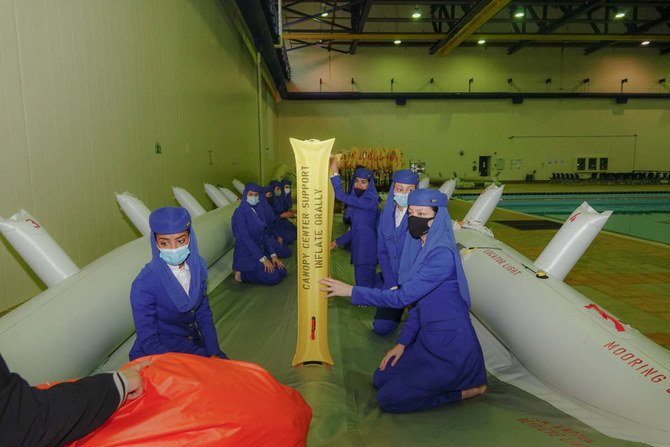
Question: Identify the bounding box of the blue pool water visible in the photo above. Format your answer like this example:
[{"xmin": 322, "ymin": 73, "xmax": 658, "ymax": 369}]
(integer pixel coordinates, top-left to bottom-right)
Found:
[{"xmin": 457, "ymin": 192, "xmax": 670, "ymax": 245}]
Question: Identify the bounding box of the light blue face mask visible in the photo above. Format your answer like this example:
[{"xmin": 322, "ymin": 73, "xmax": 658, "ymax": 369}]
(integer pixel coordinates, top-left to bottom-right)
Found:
[
  {"xmin": 274, "ymin": 189, "xmax": 282, "ymax": 196},
  {"xmin": 246, "ymin": 196, "xmax": 259, "ymax": 206},
  {"xmin": 394, "ymin": 193, "xmax": 409, "ymax": 208},
  {"xmin": 159, "ymin": 246, "xmax": 190, "ymax": 266}
]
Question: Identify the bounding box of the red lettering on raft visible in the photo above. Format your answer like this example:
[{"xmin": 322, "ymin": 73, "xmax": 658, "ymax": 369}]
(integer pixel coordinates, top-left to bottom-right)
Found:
[
  {"xmin": 482, "ymin": 249, "xmax": 522, "ymax": 276},
  {"xmin": 602, "ymin": 341, "xmax": 668, "ymax": 390}
]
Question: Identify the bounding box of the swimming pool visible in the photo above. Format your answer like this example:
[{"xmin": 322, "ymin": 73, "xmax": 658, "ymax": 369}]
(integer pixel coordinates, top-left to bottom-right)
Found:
[{"xmin": 457, "ymin": 192, "xmax": 670, "ymax": 245}]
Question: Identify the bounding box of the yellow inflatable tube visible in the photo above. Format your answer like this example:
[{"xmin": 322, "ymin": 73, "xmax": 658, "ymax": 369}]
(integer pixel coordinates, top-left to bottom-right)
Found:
[{"xmin": 290, "ymin": 138, "xmax": 335, "ymax": 366}]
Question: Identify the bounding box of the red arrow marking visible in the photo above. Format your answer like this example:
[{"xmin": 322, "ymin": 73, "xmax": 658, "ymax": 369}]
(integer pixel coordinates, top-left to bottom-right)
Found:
[{"xmin": 585, "ymin": 304, "xmax": 625, "ymax": 332}]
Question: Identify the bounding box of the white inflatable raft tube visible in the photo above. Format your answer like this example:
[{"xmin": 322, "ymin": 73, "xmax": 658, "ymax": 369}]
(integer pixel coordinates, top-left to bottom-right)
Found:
[
  {"xmin": 115, "ymin": 192, "xmax": 152, "ymax": 237},
  {"xmin": 205, "ymin": 183, "xmax": 231, "ymax": 208},
  {"xmin": 455, "ymin": 221, "xmax": 670, "ymax": 446},
  {"xmin": 0, "ymin": 205, "xmax": 235, "ymax": 385},
  {"xmin": 0, "ymin": 210, "xmax": 80, "ymax": 287},
  {"xmin": 220, "ymin": 187, "xmax": 239, "ymax": 203},
  {"xmin": 438, "ymin": 179, "xmax": 456, "ymax": 199},
  {"xmin": 172, "ymin": 186, "xmax": 206, "ymax": 217},
  {"xmin": 232, "ymin": 179, "xmax": 246, "ymax": 195}
]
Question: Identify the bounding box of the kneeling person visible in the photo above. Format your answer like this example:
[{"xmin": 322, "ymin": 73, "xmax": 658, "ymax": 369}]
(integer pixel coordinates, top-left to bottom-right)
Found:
[
  {"xmin": 129, "ymin": 207, "xmax": 228, "ymax": 360},
  {"xmin": 232, "ymin": 183, "xmax": 287, "ymax": 285}
]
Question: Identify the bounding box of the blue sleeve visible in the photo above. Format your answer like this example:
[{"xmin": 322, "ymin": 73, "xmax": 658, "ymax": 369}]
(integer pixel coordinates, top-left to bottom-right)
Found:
[
  {"xmin": 331, "ymin": 175, "xmax": 378, "ymax": 210},
  {"xmin": 263, "ymin": 232, "xmax": 278, "ymax": 256},
  {"xmin": 130, "ymin": 277, "xmax": 170, "ymax": 356},
  {"xmin": 271, "ymin": 199, "xmax": 284, "ymax": 215},
  {"xmin": 266, "ymin": 218, "xmax": 280, "ymax": 239},
  {"xmin": 397, "ymin": 305, "xmax": 420, "ymax": 346},
  {"xmin": 194, "ymin": 279, "xmax": 222, "ymax": 356},
  {"xmin": 232, "ymin": 212, "xmax": 265, "ymax": 261},
  {"xmin": 351, "ymin": 246, "xmax": 455, "ymax": 308},
  {"xmin": 376, "ymin": 220, "xmax": 395, "ymax": 289},
  {"xmin": 335, "ymin": 230, "xmax": 352, "ymax": 247}
]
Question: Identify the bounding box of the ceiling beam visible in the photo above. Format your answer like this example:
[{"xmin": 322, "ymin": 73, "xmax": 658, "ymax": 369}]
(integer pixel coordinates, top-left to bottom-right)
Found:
[
  {"xmin": 430, "ymin": 0, "xmax": 511, "ymax": 56},
  {"xmin": 283, "ymin": 1, "xmax": 363, "ymax": 28},
  {"xmin": 584, "ymin": 6, "xmax": 670, "ymax": 54},
  {"xmin": 283, "ymin": 32, "xmax": 670, "ymax": 43},
  {"xmin": 350, "ymin": 0, "xmax": 373, "ymax": 54},
  {"xmin": 507, "ymin": 0, "xmax": 607, "ymax": 54}
]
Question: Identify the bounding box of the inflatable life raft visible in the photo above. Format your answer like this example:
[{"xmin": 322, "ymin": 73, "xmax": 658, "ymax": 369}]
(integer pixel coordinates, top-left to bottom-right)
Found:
[{"xmin": 456, "ymin": 185, "xmax": 669, "ymax": 447}]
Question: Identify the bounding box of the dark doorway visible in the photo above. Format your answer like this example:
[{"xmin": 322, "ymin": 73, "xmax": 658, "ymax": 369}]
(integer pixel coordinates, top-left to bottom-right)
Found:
[{"xmin": 479, "ymin": 156, "xmax": 491, "ymax": 177}]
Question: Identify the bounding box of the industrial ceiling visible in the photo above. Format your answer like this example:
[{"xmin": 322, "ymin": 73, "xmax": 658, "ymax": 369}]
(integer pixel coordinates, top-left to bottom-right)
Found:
[
  {"xmin": 234, "ymin": 1, "xmax": 670, "ymax": 97},
  {"xmin": 281, "ymin": 1, "xmax": 670, "ymax": 55}
]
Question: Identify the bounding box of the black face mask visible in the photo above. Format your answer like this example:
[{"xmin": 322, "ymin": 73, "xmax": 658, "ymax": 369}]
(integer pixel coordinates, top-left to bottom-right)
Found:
[
  {"xmin": 354, "ymin": 188, "xmax": 365, "ymax": 197},
  {"xmin": 408, "ymin": 216, "xmax": 433, "ymax": 239}
]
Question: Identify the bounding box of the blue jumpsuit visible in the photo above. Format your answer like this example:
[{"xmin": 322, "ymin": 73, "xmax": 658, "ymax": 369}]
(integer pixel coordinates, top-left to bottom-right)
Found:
[
  {"xmin": 232, "ymin": 183, "xmax": 287, "ymax": 285},
  {"xmin": 373, "ymin": 169, "xmax": 419, "ymax": 335},
  {"xmin": 259, "ymin": 186, "xmax": 292, "ymax": 258},
  {"xmin": 351, "ymin": 190, "xmax": 486, "ymax": 413},
  {"xmin": 331, "ymin": 170, "xmax": 379, "ymax": 288},
  {"xmin": 268, "ymin": 180, "xmax": 297, "ymax": 244},
  {"xmin": 280, "ymin": 179, "xmax": 293, "ymax": 212},
  {"xmin": 129, "ymin": 207, "xmax": 226, "ymax": 360}
]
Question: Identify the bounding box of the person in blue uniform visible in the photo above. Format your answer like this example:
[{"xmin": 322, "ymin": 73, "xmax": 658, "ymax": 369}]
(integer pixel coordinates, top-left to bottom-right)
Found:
[
  {"xmin": 268, "ymin": 180, "xmax": 297, "ymax": 244},
  {"xmin": 129, "ymin": 206, "xmax": 228, "ymax": 361},
  {"xmin": 1, "ymin": 353, "xmax": 148, "ymax": 447},
  {"xmin": 232, "ymin": 183, "xmax": 287, "ymax": 285},
  {"xmin": 373, "ymin": 169, "xmax": 419, "ymax": 335},
  {"xmin": 280, "ymin": 179, "xmax": 294, "ymax": 214},
  {"xmin": 329, "ymin": 159, "xmax": 380, "ymax": 288},
  {"xmin": 320, "ymin": 189, "xmax": 487, "ymax": 413},
  {"xmin": 259, "ymin": 185, "xmax": 291, "ymax": 258}
]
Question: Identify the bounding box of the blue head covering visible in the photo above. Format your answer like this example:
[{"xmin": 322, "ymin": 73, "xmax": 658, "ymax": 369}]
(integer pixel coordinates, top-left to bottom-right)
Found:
[
  {"xmin": 348, "ymin": 166, "xmax": 379, "ymax": 198},
  {"xmin": 269, "ymin": 180, "xmax": 282, "ymax": 195},
  {"xmin": 344, "ymin": 166, "xmax": 379, "ymax": 222},
  {"xmin": 398, "ymin": 189, "xmax": 471, "ymax": 309},
  {"xmin": 240, "ymin": 182, "xmax": 267, "ymax": 228},
  {"xmin": 381, "ymin": 169, "xmax": 419, "ymax": 219},
  {"xmin": 280, "ymin": 179, "xmax": 293, "ymax": 210},
  {"xmin": 148, "ymin": 207, "xmax": 206, "ymax": 312},
  {"xmin": 259, "ymin": 186, "xmax": 278, "ymax": 224}
]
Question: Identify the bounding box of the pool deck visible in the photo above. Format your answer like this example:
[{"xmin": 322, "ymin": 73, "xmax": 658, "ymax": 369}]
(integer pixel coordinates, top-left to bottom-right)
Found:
[
  {"xmin": 456, "ymin": 182, "xmax": 670, "ymax": 194},
  {"xmin": 450, "ymin": 183, "xmax": 670, "ymax": 350}
]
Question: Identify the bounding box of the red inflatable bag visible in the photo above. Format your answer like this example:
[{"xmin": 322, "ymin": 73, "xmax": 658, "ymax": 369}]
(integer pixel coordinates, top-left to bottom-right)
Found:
[{"xmin": 66, "ymin": 353, "xmax": 312, "ymax": 446}]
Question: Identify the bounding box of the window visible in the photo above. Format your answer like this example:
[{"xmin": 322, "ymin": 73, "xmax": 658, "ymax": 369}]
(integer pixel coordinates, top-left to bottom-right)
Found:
[
  {"xmin": 588, "ymin": 158, "xmax": 597, "ymax": 170},
  {"xmin": 599, "ymin": 158, "xmax": 608, "ymax": 171},
  {"xmin": 577, "ymin": 158, "xmax": 586, "ymax": 171}
]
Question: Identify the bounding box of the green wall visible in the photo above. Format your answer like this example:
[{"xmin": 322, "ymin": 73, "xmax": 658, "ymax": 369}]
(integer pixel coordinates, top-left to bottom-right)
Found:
[
  {"xmin": 0, "ymin": 0, "xmax": 271, "ymax": 311},
  {"xmin": 276, "ymin": 46, "xmax": 670, "ymax": 182}
]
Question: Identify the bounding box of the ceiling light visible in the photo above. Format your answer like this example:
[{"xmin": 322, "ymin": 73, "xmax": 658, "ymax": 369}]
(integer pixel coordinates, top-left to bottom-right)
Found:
[
  {"xmin": 411, "ymin": 5, "xmax": 421, "ymax": 19},
  {"xmin": 394, "ymin": 39, "xmax": 402, "ymax": 45},
  {"xmin": 320, "ymin": 2, "xmax": 328, "ymax": 17},
  {"xmin": 513, "ymin": 6, "xmax": 525, "ymax": 19},
  {"xmin": 614, "ymin": 11, "xmax": 626, "ymax": 19},
  {"xmin": 641, "ymin": 40, "xmax": 650, "ymax": 46},
  {"xmin": 477, "ymin": 39, "xmax": 486, "ymax": 45}
]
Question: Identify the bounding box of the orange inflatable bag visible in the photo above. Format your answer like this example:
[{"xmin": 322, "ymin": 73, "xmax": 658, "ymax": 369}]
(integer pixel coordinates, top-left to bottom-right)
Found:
[{"xmin": 67, "ymin": 353, "xmax": 312, "ymax": 446}]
